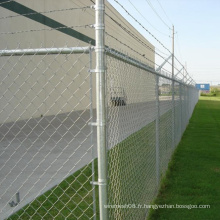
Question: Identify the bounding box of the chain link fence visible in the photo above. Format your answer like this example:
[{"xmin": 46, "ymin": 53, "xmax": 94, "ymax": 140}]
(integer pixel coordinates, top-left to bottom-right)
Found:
[
  {"xmin": 106, "ymin": 51, "xmax": 199, "ymax": 219},
  {"xmin": 0, "ymin": 46, "xmax": 99, "ymax": 220},
  {"xmin": 107, "ymin": 54, "xmax": 158, "ymax": 220},
  {"xmin": 0, "ymin": 1, "xmax": 98, "ymax": 219},
  {"xmin": 0, "ymin": 0, "xmax": 199, "ymax": 219}
]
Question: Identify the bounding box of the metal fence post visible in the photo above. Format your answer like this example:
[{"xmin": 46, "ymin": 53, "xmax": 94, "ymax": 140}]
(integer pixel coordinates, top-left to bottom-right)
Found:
[
  {"xmin": 95, "ymin": 0, "xmax": 108, "ymax": 219},
  {"xmin": 187, "ymin": 86, "xmax": 190, "ymax": 122},
  {"xmin": 89, "ymin": 47, "xmax": 97, "ymax": 220},
  {"xmin": 155, "ymin": 74, "xmax": 160, "ymax": 187},
  {"xmin": 179, "ymin": 83, "xmax": 183, "ymax": 137},
  {"xmin": 171, "ymin": 76, "xmax": 175, "ymax": 150},
  {"xmin": 171, "ymin": 26, "xmax": 175, "ymax": 150}
]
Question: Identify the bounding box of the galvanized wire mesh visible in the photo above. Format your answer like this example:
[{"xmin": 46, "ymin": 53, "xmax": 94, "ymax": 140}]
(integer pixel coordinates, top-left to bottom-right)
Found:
[
  {"xmin": 107, "ymin": 54, "xmax": 158, "ymax": 219},
  {"xmin": 0, "ymin": 1, "xmax": 101, "ymax": 219},
  {"xmin": 0, "ymin": 47, "xmax": 97, "ymax": 220},
  {"xmin": 0, "ymin": 1, "xmax": 200, "ymax": 219},
  {"xmin": 0, "ymin": 45, "xmax": 199, "ymax": 219},
  {"xmin": 174, "ymin": 82, "xmax": 181, "ymax": 146},
  {"xmin": 158, "ymin": 77, "xmax": 173, "ymax": 177},
  {"xmin": 106, "ymin": 51, "xmax": 199, "ymax": 219}
]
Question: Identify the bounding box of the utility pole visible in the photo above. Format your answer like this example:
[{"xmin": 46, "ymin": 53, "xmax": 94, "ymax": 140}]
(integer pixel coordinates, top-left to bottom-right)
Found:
[
  {"xmin": 172, "ymin": 25, "xmax": 174, "ymax": 79},
  {"xmin": 171, "ymin": 25, "xmax": 175, "ymax": 150}
]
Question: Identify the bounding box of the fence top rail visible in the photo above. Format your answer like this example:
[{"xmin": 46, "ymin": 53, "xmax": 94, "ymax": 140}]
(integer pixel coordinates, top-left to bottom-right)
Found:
[
  {"xmin": 105, "ymin": 47, "xmax": 196, "ymax": 88},
  {"xmin": 0, "ymin": 46, "xmax": 93, "ymax": 56},
  {"xmin": 0, "ymin": 45, "xmax": 196, "ymax": 88}
]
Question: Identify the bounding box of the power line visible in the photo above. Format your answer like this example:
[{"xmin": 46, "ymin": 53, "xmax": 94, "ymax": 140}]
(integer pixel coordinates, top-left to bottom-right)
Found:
[
  {"xmin": 105, "ymin": 8, "xmax": 171, "ymax": 58},
  {"xmin": 112, "ymin": 0, "xmax": 172, "ymax": 55},
  {"xmin": 105, "ymin": 4, "xmax": 150, "ymax": 51},
  {"xmin": 105, "ymin": 12, "xmax": 174, "ymax": 65},
  {"xmin": 96, "ymin": 0, "xmax": 170, "ymax": 58},
  {"xmin": 105, "ymin": 31, "xmax": 174, "ymax": 76},
  {"xmin": 106, "ymin": 3, "xmax": 135, "ymax": 34},
  {"xmin": 128, "ymin": 0, "xmax": 169, "ymax": 37},
  {"xmin": 92, "ymin": 0, "xmax": 155, "ymax": 53},
  {"xmin": 105, "ymin": 2, "xmax": 183, "ymax": 73},
  {"xmin": 144, "ymin": 0, "xmax": 171, "ymax": 29},
  {"xmin": 100, "ymin": 1, "xmax": 194, "ymax": 84},
  {"xmin": 156, "ymin": 0, "xmax": 173, "ymax": 26},
  {"xmin": 105, "ymin": 0, "xmax": 193, "ymax": 80},
  {"xmin": 176, "ymin": 33, "xmax": 183, "ymax": 61},
  {"xmin": 155, "ymin": 48, "xmax": 170, "ymax": 57},
  {"xmin": 90, "ymin": 0, "xmax": 164, "ymax": 60}
]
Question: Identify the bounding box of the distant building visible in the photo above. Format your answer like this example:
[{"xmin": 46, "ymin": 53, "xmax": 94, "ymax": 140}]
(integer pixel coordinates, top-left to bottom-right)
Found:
[{"xmin": 195, "ymin": 84, "xmax": 210, "ymax": 93}]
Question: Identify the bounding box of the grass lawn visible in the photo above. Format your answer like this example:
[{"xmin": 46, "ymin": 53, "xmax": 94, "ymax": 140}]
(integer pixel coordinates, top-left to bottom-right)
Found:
[
  {"xmin": 9, "ymin": 91, "xmax": 220, "ymax": 220},
  {"xmin": 8, "ymin": 120, "xmax": 156, "ymax": 219},
  {"xmin": 8, "ymin": 161, "xmax": 99, "ymax": 220},
  {"xmin": 148, "ymin": 95, "xmax": 220, "ymax": 220}
]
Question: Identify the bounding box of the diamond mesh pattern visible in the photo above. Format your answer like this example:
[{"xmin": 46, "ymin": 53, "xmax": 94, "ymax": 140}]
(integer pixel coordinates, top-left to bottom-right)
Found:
[{"xmin": 0, "ymin": 50, "xmax": 97, "ymax": 220}]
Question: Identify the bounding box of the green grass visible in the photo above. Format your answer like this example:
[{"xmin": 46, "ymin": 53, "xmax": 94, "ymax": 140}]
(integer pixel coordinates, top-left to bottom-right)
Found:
[
  {"xmin": 8, "ymin": 161, "xmax": 99, "ymax": 220},
  {"xmin": 200, "ymin": 94, "xmax": 220, "ymax": 101},
  {"xmin": 8, "ymin": 119, "xmax": 157, "ymax": 220},
  {"xmin": 10, "ymin": 94, "xmax": 219, "ymax": 220},
  {"xmin": 108, "ymin": 121, "xmax": 157, "ymax": 219},
  {"xmin": 148, "ymin": 95, "xmax": 220, "ymax": 220}
]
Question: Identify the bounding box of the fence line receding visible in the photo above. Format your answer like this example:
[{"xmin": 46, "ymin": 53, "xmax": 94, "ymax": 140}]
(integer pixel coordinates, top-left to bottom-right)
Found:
[{"xmin": 0, "ymin": 0, "xmax": 199, "ymax": 219}]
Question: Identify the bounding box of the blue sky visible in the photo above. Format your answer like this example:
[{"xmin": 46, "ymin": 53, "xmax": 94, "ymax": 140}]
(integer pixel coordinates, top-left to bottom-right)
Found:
[{"xmin": 107, "ymin": 0, "xmax": 220, "ymax": 85}]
